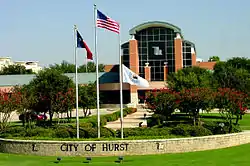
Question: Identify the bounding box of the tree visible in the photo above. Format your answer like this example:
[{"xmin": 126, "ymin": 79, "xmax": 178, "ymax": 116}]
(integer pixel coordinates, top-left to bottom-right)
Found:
[
  {"xmin": 49, "ymin": 61, "xmax": 105, "ymax": 73},
  {"xmin": 179, "ymin": 88, "xmax": 214, "ymax": 125},
  {"xmin": 145, "ymin": 88, "xmax": 181, "ymax": 120},
  {"xmin": 49, "ymin": 61, "xmax": 75, "ymax": 73},
  {"xmin": 227, "ymin": 57, "xmax": 250, "ymax": 72},
  {"xmin": 27, "ymin": 68, "xmax": 75, "ymax": 125},
  {"xmin": 13, "ymin": 85, "xmax": 38, "ymax": 127},
  {"xmin": 54, "ymin": 88, "xmax": 75, "ymax": 123},
  {"xmin": 78, "ymin": 62, "xmax": 105, "ymax": 72},
  {"xmin": 213, "ymin": 61, "xmax": 250, "ymax": 92},
  {"xmin": 167, "ymin": 66, "xmax": 213, "ymax": 92},
  {"xmin": 0, "ymin": 88, "xmax": 21, "ymax": 130},
  {"xmin": 0, "ymin": 64, "xmax": 33, "ymax": 75},
  {"xmin": 214, "ymin": 88, "xmax": 249, "ymax": 133},
  {"xmin": 78, "ymin": 83, "xmax": 97, "ymax": 117},
  {"xmin": 208, "ymin": 56, "xmax": 220, "ymax": 62}
]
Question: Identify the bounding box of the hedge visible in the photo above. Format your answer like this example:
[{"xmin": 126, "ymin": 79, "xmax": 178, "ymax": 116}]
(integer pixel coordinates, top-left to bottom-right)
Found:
[
  {"xmin": 80, "ymin": 107, "xmax": 137, "ymax": 128},
  {"xmin": 116, "ymin": 124, "xmax": 213, "ymax": 138},
  {"xmin": 0, "ymin": 108, "xmax": 137, "ymax": 139}
]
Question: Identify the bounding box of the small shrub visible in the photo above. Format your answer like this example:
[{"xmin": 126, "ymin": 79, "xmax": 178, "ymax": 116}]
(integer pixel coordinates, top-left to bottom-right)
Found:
[
  {"xmin": 203, "ymin": 121, "xmax": 242, "ymax": 134},
  {"xmin": 54, "ymin": 127, "xmax": 71, "ymax": 138},
  {"xmin": 1, "ymin": 126, "xmax": 26, "ymax": 137},
  {"xmin": 84, "ymin": 128, "xmax": 97, "ymax": 138},
  {"xmin": 104, "ymin": 114, "xmax": 117, "ymax": 122},
  {"xmin": 223, "ymin": 124, "xmax": 242, "ymax": 134},
  {"xmin": 68, "ymin": 128, "xmax": 87, "ymax": 138},
  {"xmin": 116, "ymin": 127, "xmax": 171, "ymax": 138},
  {"xmin": 79, "ymin": 122, "xmax": 93, "ymax": 128},
  {"xmin": 171, "ymin": 124, "xmax": 192, "ymax": 136},
  {"xmin": 148, "ymin": 114, "xmax": 167, "ymax": 127},
  {"xmin": 82, "ymin": 127, "xmax": 116, "ymax": 138},
  {"xmin": 101, "ymin": 127, "xmax": 116, "ymax": 137},
  {"xmin": 202, "ymin": 121, "xmax": 223, "ymax": 134},
  {"xmin": 189, "ymin": 126, "xmax": 212, "ymax": 136},
  {"xmin": 231, "ymin": 124, "xmax": 242, "ymax": 133},
  {"xmin": 25, "ymin": 127, "xmax": 52, "ymax": 137}
]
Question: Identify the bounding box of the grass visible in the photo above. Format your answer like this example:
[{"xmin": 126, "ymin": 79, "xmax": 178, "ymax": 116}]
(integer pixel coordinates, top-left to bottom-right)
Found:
[
  {"xmin": 170, "ymin": 112, "xmax": 250, "ymax": 130},
  {"xmin": 200, "ymin": 113, "xmax": 250, "ymax": 130},
  {"xmin": 238, "ymin": 114, "xmax": 250, "ymax": 130},
  {"xmin": 1, "ymin": 143, "xmax": 250, "ymax": 166}
]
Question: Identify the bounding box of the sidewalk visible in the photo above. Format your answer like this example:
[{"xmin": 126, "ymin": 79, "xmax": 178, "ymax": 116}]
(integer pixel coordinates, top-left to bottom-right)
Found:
[
  {"xmin": 105, "ymin": 109, "xmax": 153, "ymax": 130},
  {"xmin": 7, "ymin": 108, "xmax": 117, "ymax": 122}
]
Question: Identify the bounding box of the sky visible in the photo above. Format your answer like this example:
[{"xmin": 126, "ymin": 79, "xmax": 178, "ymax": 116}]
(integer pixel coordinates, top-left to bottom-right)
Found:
[{"xmin": 1, "ymin": 0, "xmax": 250, "ymax": 67}]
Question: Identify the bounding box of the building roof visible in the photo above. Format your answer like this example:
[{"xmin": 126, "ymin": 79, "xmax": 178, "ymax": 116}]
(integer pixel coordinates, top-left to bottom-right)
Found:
[
  {"xmin": 0, "ymin": 72, "xmax": 120, "ymax": 87},
  {"xmin": 129, "ymin": 21, "xmax": 182, "ymax": 36},
  {"xmin": 0, "ymin": 57, "xmax": 11, "ymax": 60},
  {"xmin": 196, "ymin": 61, "xmax": 216, "ymax": 70}
]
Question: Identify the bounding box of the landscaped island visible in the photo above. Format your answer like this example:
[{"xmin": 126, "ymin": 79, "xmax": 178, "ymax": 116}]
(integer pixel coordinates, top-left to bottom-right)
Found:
[{"xmin": 0, "ymin": 57, "xmax": 249, "ymax": 155}]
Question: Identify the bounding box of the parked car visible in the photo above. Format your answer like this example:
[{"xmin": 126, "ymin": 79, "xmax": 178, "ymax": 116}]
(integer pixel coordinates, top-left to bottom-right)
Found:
[{"xmin": 19, "ymin": 112, "xmax": 47, "ymax": 121}]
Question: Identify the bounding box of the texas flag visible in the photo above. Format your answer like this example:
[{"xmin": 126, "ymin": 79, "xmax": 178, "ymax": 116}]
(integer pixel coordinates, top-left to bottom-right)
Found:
[{"xmin": 76, "ymin": 30, "xmax": 93, "ymax": 60}]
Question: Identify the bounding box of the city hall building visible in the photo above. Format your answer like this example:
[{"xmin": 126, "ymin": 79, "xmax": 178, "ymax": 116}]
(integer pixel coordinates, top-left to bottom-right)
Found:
[
  {"xmin": 0, "ymin": 21, "xmax": 216, "ymax": 107},
  {"xmin": 101, "ymin": 21, "xmax": 215, "ymax": 106}
]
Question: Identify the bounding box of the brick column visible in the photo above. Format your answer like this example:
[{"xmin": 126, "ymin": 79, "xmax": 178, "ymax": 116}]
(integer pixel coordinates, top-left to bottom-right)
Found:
[
  {"xmin": 174, "ymin": 33, "xmax": 183, "ymax": 72},
  {"xmin": 144, "ymin": 62, "xmax": 151, "ymax": 81},
  {"xmin": 191, "ymin": 47, "xmax": 196, "ymax": 66},
  {"xmin": 129, "ymin": 35, "xmax": 139, "ymax": 107},
  {"xmin": 163, "ymin": 62, "xmax": 168, "ymax": 81}
]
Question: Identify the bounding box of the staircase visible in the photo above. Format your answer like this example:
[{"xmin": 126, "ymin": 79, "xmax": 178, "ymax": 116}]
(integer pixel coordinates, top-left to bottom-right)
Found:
[{"xmin": 105, "ymin": 108, "xmax": 153, "ymax": 130}]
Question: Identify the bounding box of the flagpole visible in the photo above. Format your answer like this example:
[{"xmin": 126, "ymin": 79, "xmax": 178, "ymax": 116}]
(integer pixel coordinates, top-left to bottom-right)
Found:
[
  {"xmin": 86, "ymin": 57, "xmax": 88, "ymax": 73},
  {"xmin": 118, "ymin": 32, "xmax": 124, "ymax": 139},
  {"xmin": 74, "ymin": 25, "xmax": 80, "ymax": 139},
  {"xmin": 94, "ymin": 4, "xmax": 101, "ymax": 139}
]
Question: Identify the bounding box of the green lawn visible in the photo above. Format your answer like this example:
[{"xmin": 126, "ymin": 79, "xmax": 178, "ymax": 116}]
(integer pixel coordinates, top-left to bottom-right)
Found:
[
  {"xmin": 200, "ymin": 113, "xmax": 250, "ymax": 130},
  {"xmin": 238, "ymin": 114, "xmax": 250, "ymax": 130},
  {"xmin": 1, "ymin": 143, "xmax": 250, "ymax": 166}
]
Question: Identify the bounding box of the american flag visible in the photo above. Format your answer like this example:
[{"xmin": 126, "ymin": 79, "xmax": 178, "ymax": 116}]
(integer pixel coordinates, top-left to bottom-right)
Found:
[{"xmin": 96, "ymin": 10, "xmax": 120, "ymax": 34}]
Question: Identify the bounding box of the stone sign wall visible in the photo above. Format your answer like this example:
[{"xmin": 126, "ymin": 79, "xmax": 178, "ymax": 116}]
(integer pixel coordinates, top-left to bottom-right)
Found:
[{"xmin": 1, "ymin": 131, "xmax": 250, "ymax": 156}]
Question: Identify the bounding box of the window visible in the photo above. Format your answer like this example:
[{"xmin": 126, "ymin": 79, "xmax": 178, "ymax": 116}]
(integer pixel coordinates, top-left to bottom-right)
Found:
[
  {"xmin": 148, "ymin": 35, "xmax": 153, "ymax": 41},
  {"xmin": 160, "ymin": 28, "xmax": 166, "ymax": 35},
  {"xmin": 167, "ymin": 41, "xmax": 174, "ymax": 46},
  {"xmin": 166, "ymin": 47, "xmax": 173, "ymax": 54},
  {"xmin": 148, "ymin": 28, "xmax": 153, "ymax": 35},
  {"xmin": 141, "ymin": 41, "xmax": 147, "ymax": 47},
  {"xmin": 186, "ymin": 53, "xmax": 191, "ymax": 59},
  {"xmin": 123, "ymin": 49, "xmax": 129, "ymax": 55},
  {"xmin": 142, "ymin": 48, "xmax": 147, "ymax": 54},
  {"xmin": 141, "ymin": 35, "xmax": 146, "ymax": 41},
  {"xmin": 140, "ymin": 29, "xmax": 147, "ymax": 35},
  {"xmin": 153, "ymin": 28, "xmax": 159, "ymax": 36},
  {"xmin": 166, "ymin": 35, "xmax": 173, "ymax": 41},
  {"xmin": 153, "ymin": 35, "xmax": 159, "ymax": 41},
  {"xmin": 186, "ymin": 47, "xmax": 191, "ymax": 53},
  {"xmin": 160, "ymin": 35, "xmax": 165, "ymax": 41},
  {"xmin": 182, "ymin": 41, "xmax": 193, "ymax": 68},
  {"xmin": 135, "ymin": 27, "xmax": 176, "ymax": 81}
]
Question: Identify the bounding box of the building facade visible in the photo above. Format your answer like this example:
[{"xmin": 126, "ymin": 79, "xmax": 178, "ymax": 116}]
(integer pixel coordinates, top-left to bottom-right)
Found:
[
  {"xmin": 0, "ymin": 57, "xmax": 42, "ymax": 73},
  {"xmin": 104, "ymin": 21, "xmax": 215, "ymax": 106},
  {"xmin": 0, "ymin": 57, "xmax": 13, "ymax": 71}
]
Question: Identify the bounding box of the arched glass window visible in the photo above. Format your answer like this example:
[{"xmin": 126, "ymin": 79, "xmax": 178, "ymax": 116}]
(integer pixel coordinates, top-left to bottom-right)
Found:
[{"xmin": 135, "ymin": 27, "xmax": 176, "ymax": 81}]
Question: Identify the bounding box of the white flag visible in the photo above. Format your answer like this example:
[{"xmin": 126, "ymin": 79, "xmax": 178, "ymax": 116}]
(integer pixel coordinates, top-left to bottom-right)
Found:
[{"xmin": 122, "ymin": 65, "xmax": 150, "ymax": 88}]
